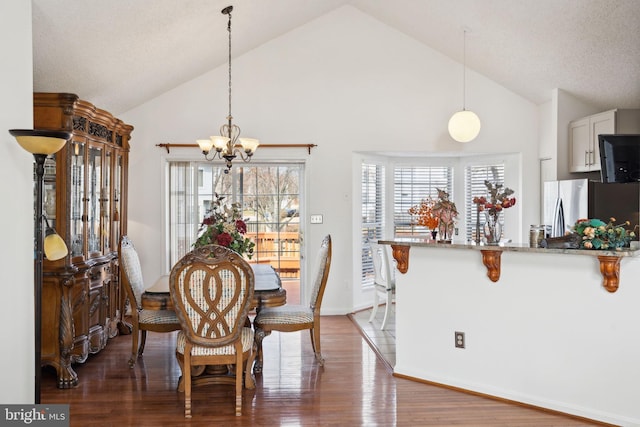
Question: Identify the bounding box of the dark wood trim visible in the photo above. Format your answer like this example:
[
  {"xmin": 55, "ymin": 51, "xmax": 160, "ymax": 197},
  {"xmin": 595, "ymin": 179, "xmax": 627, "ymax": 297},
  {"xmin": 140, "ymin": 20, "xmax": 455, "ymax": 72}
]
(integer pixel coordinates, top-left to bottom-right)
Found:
[{"xmin": 156, "ymin": 143, "xmax": 318, "ymax": 154}]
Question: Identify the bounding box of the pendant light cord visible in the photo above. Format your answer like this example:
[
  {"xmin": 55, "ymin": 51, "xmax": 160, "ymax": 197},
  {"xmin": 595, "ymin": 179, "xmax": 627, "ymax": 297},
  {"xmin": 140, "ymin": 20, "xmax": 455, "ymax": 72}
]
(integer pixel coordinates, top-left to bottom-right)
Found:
[{"xmin": 462, "ymin": 29, "xmax": 467, "ymax": 111}]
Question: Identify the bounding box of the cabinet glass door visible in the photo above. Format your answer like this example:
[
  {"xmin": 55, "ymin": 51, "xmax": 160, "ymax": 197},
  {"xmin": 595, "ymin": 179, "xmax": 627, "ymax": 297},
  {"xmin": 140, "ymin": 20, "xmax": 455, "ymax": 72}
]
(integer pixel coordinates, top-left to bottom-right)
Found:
[
  {"xmin": 102, "ymin": 149, "xmax": 112, "ymax": 252},
  {"xmin": 43, "ymin": 156, "xmax": 57, "ymax": 221},
  {"xmin": 113, "ymin": 153, "xmax": 123, "ymax": 247},
  {"xmin": 70, "ymin": 141, "xmax": 85, "ymax": 256},
  {"xmin": 87, "ymin": 145, "xmax": 102, "ymax": 254}
]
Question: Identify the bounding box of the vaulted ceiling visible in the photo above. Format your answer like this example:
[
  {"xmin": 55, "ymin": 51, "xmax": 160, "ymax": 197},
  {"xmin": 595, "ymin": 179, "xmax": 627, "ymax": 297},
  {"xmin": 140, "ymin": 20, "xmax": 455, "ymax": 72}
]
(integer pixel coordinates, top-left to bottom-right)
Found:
[{"xmin": 32, "ymin": 0, "xmax": 640, "ymax": 115}]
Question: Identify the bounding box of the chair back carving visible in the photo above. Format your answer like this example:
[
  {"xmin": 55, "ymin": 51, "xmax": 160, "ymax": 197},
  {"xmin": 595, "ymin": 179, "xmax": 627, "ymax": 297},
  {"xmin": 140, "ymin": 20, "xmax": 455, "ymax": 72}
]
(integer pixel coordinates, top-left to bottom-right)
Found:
[
  {"xmin": 169, "ymin": 245, "xmax": 255, "ymax": 348},
  {"xmin": 309, "ymin": 235, "xmax": 332, "ymax": 313},
  {"xmin": 119, "ymin": 236, "xmax": 145, "ymax": 310}
]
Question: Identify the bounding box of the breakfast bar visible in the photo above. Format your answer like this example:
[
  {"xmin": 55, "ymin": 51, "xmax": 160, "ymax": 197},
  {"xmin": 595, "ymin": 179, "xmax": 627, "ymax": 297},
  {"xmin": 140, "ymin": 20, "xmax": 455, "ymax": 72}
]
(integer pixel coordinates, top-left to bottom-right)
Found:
[
  {"xmin": 378, "ymin": 238, "xmax": 640, "ymax": 426},
  {"xmin": 380, "ymin": 239, "xmax": 640, "ymax": 292}
]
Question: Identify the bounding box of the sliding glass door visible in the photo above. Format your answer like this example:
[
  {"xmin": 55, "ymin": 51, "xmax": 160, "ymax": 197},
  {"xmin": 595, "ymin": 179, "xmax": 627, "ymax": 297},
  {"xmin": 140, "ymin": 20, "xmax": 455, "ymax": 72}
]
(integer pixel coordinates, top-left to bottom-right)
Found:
[{"xmin": 168, "ymin": 161, "xmax": 304, "ymax": 300}]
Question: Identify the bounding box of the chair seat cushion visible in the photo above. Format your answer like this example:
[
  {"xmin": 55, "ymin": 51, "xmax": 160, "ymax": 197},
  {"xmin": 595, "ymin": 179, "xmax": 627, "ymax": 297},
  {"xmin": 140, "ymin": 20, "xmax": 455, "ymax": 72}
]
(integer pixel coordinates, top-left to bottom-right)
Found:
[
  {"xmin": 139, "ymin": 309, "xmax": 179, "ymax": 324},
  {"xmin": 176, "ymin": 327, "xmax": 254, "ymax": 356},
  {"xmin": 254, "ymin": 305, "xmax": 314, "ymax": 326}
]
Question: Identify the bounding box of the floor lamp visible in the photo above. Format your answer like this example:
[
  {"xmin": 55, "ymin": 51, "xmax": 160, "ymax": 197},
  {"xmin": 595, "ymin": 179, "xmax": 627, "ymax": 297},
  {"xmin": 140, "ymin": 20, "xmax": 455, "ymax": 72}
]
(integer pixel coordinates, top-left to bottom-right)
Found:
[{"xmin": 9, "ymin": 129, "xmax": 71, "ymax": 403}]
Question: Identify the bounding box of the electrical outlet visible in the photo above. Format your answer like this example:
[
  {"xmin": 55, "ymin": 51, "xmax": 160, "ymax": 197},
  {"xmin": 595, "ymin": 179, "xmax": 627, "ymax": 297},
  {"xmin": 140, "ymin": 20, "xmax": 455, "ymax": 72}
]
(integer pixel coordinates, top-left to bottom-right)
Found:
[
  {"xmin": 455, "ymin": 331, "xmax": 465, "ymax": 348},
  {"xmin": 310, "ymin": 214, "xmax": 323, "ymax": 224}
]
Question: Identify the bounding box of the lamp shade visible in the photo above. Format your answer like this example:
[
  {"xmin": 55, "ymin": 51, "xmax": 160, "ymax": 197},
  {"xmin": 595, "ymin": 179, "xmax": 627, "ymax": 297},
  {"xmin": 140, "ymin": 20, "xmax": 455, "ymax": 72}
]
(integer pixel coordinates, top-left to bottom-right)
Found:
[
  {"xmin": 448, "ymin": 110, "xmax": 481, "ymax": 143},
  {"xmin": 210, "ymin": 136, "xmax": 231, "ymax": 152},
  {"xmin": 44, "ymin": 231, "xmax": 68, "ymax": 261},
  {"xmin": 239, "ymin": 138, "xmax": 259, "ymax": 154},
  {"xmin": 197, "ymin": 139, "xmax": 215, "ymax": 154},
  {"xmin": 9, "ymin": 129, "xmax": 71, "ymax": 155}
]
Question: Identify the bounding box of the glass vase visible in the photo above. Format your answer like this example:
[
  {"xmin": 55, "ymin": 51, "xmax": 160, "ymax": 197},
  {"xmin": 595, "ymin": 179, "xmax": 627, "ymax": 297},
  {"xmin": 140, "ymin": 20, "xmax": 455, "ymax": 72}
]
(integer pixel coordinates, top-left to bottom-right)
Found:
[
  {"xmin": 484, "ymin": 212, "xmax": 502, "ymax": 245},
  {"xmin": 438, "ymin": 221, "xmax": 454, "ymax": 243}
]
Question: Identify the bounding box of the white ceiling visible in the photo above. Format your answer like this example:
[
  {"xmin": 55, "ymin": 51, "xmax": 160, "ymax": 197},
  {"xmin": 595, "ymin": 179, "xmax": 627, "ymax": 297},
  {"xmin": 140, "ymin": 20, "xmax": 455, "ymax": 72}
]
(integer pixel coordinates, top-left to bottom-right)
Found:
[{"xmin": 32, "ymin": 0, "xmax": 640, "ymax": 116}]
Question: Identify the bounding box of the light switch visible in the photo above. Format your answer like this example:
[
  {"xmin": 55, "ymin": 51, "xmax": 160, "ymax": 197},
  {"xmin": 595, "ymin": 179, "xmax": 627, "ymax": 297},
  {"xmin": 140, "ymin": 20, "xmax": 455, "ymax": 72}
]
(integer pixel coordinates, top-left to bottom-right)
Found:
[{"xmin": 310, "ymin": 214, "xmax": 323, "ymax": 224}]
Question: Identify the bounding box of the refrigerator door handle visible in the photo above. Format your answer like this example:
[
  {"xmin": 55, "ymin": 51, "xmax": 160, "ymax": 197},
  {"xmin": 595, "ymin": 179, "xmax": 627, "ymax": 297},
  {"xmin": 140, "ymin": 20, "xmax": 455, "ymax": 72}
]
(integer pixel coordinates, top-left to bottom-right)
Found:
[{"xmin": 552, "ymin": 198, "xmax": 566, "ymax": 237}]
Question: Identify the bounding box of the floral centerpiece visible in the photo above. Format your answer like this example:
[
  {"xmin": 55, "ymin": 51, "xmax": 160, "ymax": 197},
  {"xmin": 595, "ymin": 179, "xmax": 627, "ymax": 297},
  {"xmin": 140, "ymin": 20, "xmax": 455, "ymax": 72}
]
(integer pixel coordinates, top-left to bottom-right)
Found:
[
  {"xmin": 193, "ymin": 194, "xmax": 255, "ymax": 258},
  {"xmin": 473, "ymin": 180, "xmax": 516, "ymax": 244},
  {"xmin": 431, "ymin": 189, "xmax": 458, "ymax": 242},
  {"xmin": 408, "ymin": 196, "xmax": 439, "ymax": 238},
  {"xmin": 572, "ymin": 217, "xmax": 636, "ymax": 250}
]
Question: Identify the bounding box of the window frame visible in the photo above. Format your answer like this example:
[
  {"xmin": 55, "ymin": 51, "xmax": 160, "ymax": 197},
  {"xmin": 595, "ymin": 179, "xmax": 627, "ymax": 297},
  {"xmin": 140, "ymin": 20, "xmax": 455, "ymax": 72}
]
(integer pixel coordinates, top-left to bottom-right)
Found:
[
  {"xmin": 361, "ymin": 162, "xmax": 385, "ymax": 287},
  {"xmin": 166, "ymin": 160, "xmax": 305, "ymax": 278},
  {"xmin": 464, "ymin": 163, "xmax": 506, "ymax": 242}
]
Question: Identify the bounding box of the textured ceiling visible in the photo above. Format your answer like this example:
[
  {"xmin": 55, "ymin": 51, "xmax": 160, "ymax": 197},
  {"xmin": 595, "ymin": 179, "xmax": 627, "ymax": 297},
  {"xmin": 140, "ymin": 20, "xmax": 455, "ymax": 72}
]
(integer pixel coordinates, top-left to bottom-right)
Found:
[{"xmin": 32, "ymin": 0, "xmax": 640, "ymax": 115}]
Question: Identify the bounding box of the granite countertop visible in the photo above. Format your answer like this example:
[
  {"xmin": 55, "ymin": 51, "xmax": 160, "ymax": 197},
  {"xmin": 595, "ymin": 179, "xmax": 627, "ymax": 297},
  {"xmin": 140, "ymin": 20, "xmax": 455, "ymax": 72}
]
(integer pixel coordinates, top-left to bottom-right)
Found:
[{"xmin": 377, "ymin": 238, "xmax": 640, "ymax": 258}]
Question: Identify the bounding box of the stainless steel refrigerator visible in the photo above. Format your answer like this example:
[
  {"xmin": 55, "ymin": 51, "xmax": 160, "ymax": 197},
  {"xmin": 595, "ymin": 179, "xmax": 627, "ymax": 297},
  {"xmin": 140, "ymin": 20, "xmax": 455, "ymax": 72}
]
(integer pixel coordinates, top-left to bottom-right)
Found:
[{"xmin": 543, "ymin": 179, "xmax": 640, "ymax": 238}]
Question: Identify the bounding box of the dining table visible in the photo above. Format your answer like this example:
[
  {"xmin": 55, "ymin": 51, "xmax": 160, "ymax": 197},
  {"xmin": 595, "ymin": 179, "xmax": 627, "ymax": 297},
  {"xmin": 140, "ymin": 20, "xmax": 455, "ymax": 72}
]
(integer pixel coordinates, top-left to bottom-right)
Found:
[{"xmin": 141, "ymin": 263, "xmax": 287, "ymax": 312}]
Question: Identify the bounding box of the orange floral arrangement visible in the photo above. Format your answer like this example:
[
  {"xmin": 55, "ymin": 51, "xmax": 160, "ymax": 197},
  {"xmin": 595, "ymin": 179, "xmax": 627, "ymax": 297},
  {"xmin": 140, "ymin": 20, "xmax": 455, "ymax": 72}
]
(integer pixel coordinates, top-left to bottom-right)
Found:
[{"xmin": 408, "ymin": 197, "xmax": 439, "ymax": 229}]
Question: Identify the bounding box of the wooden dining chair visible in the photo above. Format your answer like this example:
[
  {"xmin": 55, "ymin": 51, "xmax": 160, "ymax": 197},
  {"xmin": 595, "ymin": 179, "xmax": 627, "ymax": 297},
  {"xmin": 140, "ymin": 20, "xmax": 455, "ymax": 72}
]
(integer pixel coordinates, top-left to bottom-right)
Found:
[
  {"xmin": 368, "ymin": 242, "xmax": 395, "ymax": 330},
  {"xmin": 119, "ymin": 236, "xmax": 181, "ymax": 367},
  {"xmin": 254, "ymin": 235, "xmax": 332, "ymax": 371},
  {"xmin": 169, "ymin": 245, "xmax": 256, "ymax": 418}
]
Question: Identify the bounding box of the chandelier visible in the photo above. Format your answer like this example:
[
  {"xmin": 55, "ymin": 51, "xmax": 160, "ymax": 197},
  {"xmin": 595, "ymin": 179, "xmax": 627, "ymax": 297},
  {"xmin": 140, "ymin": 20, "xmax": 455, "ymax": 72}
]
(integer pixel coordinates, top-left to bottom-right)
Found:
[{"xmin": 197, "ymin": 5, "xmax": 258, "ymax": 173}]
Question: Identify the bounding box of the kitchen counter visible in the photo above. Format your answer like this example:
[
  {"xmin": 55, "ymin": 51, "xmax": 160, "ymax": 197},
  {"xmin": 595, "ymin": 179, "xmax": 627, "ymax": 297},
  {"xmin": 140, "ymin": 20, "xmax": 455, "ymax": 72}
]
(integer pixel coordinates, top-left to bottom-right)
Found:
[
  {"xmin": 383, "ymin": 240, "xmax": 640, "ymax": 425},
  {"xmin": 378, "ymin": 238, "xmax": 640, "ymax": 292}
]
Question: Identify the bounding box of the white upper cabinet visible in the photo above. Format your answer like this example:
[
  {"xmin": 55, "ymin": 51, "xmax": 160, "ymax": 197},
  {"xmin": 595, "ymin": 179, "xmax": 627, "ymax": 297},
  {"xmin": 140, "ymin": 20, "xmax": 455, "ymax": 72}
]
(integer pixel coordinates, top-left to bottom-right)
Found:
[{"xmin": 569, "ymin": 109, "xmax": 640, "ymax": 173}]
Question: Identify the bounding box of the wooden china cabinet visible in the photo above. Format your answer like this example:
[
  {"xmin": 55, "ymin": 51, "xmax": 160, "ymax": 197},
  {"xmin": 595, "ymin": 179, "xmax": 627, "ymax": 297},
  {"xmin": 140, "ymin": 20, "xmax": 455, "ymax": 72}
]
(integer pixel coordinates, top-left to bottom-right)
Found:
[{"xmin": 33, "ymin": 93, "xmax": 133, "ymax": 388}]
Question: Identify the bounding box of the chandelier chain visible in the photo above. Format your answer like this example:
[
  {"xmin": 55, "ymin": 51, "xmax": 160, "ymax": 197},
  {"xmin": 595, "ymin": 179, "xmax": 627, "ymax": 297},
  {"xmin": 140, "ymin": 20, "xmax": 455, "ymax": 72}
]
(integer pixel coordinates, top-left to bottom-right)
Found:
[
  {"xmin": 227, "ymin": 8, "xmax": 232, "ymax": 122},
  {"xmin": 196, "ymin": 5, "xmax": 259, "ymax": 171}
]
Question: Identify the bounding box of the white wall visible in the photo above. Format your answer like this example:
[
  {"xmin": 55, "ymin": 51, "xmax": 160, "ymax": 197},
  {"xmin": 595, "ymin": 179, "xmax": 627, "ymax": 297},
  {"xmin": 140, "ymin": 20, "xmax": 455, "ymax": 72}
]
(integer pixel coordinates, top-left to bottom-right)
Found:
[
  {"xmin": 394, "ymin": 245, "xmax": 640, "ymax": 425},
  {"xmin": 122, "ymin": 5, "xmax": 538, "ymax": 314},
  {"xmin": 0, "ymin": 0, "xmax": 37, "ymax": 403}
]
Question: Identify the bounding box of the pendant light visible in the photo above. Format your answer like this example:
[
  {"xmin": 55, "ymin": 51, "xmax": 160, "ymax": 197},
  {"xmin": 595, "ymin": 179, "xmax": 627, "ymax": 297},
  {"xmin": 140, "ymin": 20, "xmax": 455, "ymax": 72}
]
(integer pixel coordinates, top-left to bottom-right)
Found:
[{"xmin": 448, "ymin": 28, "xmax": 481, "ymax": 143}]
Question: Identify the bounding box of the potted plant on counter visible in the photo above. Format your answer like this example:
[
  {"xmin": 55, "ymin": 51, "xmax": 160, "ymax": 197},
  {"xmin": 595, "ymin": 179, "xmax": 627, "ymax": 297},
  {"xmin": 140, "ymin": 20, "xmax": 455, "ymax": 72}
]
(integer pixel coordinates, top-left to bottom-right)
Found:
[
  {"xmin": 473, "ymin": 180, "xmax": 516, "ymax": 245},
  {"xmin": 408, "ymin": 196, "xmax": 439, "ymax": 240},
  {"xmin": 431, "ymin": 189, "xmax": 458, "ymax": 243},
  {"xmin": 573, "ymin": 218, "xmax": 636, "ymax": 250}
]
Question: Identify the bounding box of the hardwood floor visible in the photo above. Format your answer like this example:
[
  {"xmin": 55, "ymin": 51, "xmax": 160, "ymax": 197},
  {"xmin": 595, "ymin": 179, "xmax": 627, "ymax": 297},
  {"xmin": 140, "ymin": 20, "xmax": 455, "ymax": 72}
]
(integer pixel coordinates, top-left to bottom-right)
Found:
[
  {"xmin": 350, "ymin": 306, "xmax": 396, "ymax": 370},
  {"xmin": 41, "ymin": 315, "xmax": 605, "ymax": 426}
]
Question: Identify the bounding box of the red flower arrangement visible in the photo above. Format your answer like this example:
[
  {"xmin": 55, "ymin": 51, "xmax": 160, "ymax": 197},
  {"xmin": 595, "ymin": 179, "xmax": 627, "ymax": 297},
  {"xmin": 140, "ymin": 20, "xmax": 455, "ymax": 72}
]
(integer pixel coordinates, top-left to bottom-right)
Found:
[
  {"xmin": 193, "ymin": 194, "xmax": 255, "ymax": 258},
  {"xmin": 473, "ymin": 181, "xmax": 516, "ymax": 244},
  {"xmin": 473, "ymin": 180, "xmax": 516, "ymax": 220}
]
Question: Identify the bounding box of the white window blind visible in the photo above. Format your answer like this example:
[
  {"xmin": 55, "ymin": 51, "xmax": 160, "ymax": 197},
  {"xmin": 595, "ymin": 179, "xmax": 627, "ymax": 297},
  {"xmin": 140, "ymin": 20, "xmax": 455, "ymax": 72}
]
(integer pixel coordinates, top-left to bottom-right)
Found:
[
  {"xmin": 361, "ymin": 163, "xmax": 384, "ymax": 287},
  {"xmin": 464, "ymin": 163, "xmax": 505, "ymax": 241},
  {"xmin": 393, "ymin": 165, "xmax": 453, "ymax": 236}
]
